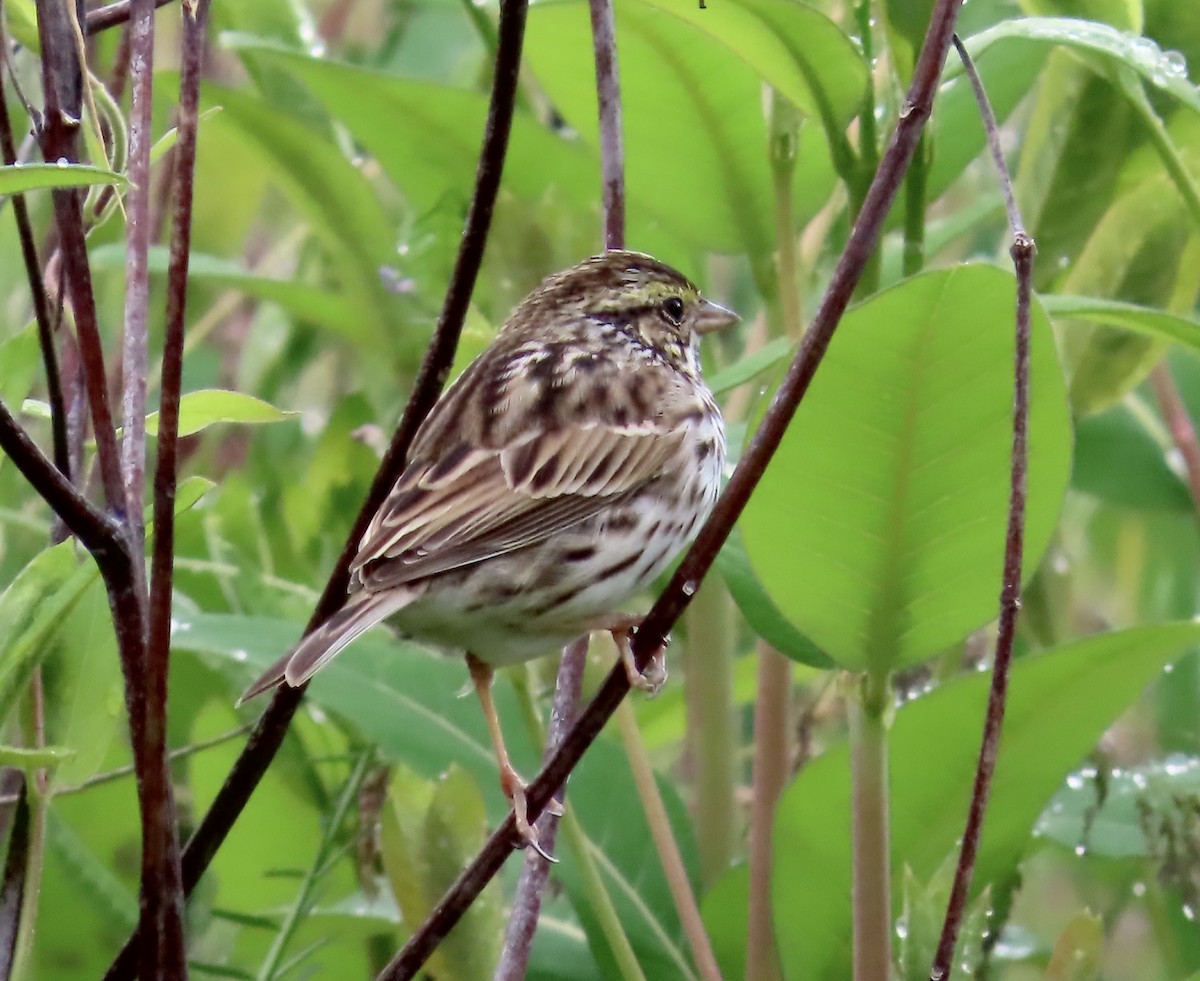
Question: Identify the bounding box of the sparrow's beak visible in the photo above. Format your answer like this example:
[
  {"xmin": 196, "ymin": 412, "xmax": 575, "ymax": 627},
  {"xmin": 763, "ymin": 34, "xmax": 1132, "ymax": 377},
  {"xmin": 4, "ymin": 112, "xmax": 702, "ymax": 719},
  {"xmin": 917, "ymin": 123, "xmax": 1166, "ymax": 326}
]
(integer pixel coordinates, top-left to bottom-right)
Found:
[{"xmin": 694, "ymin": 298, "xmax": 741, "ymax": 335}]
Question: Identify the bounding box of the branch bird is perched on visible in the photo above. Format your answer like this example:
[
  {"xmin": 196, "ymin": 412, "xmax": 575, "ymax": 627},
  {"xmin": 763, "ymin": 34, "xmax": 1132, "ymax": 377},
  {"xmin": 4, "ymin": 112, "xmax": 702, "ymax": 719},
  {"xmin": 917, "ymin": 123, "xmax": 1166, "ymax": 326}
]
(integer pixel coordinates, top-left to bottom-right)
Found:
[{"xmin": 242, "ymin": 251, "xmax": 738, "ymax": 852}]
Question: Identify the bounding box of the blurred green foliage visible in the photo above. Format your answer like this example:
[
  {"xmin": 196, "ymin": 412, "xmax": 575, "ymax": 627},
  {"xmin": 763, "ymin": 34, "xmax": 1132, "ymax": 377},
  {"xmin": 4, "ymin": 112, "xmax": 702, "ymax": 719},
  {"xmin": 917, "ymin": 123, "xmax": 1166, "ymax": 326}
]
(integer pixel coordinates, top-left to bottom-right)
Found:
[{"xmin": 0, "ymin": 0, "xmax": 1199, "ymax": 978}]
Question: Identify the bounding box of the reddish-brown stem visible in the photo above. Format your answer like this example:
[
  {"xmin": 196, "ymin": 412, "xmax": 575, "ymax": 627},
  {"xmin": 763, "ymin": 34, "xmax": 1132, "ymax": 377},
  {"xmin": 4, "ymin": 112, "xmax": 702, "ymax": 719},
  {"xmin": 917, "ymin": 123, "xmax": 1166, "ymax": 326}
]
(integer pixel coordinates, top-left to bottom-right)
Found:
[
  {"xmin": 137, "ymin": 2, "xmax": 211, "ymax": 978},
  {"xmin": 85, "ymin": 0, "xmax": 175, "ymax": 34},
  {"xmin": 588, "ymin": 0, "xmax": 624, "ymax": 251},
  {"xmin": 378, "ymin": 2, "xmax": 966, "ymax": 977},
  {"xmin": 36, "ymin": 0, "xmax": 126, "ymax": 516},
  {"xmin": 0, "ymin": 399, "xmax": 124, "ymax": 558},
  {"xmin": 930, "ymin": 37, "xmax": 1033, "ymax": 979},
  {"xmin": 119, "ymin": 0, "xmax": 156, "ymax": 560},
  {"xmin": 499, "ymin": 1, "xmax": 629, "ymax": 968},
  {"xmin": 745, "ymin": 646, "xmax": 790, "ymax": 981},
  {"xmin": 102, "ymin": 0, "xmax": 529, "ymax": 975},
  {"xmin": 0, "ymin": 775, "xmax": 29, "ymax": 980},
  {"xmin": 0, "ymin": 30, "xmax": 68, "ymax": 479},
  {"xmin": 494, "ymin": 637, "xmax": 588, "ymax": 980},
  {"xmin": 1150, "ymin": 364, "xmax": 1200, "ymax": 513}
]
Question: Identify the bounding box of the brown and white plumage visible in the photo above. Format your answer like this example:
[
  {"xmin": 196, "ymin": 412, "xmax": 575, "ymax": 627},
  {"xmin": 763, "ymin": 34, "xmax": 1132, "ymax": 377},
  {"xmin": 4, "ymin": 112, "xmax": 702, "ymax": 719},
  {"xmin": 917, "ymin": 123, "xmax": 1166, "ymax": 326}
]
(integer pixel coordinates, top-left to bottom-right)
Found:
[{"xmin": 240, "ymin": 251, "xmax": 737, "ymax": 849}]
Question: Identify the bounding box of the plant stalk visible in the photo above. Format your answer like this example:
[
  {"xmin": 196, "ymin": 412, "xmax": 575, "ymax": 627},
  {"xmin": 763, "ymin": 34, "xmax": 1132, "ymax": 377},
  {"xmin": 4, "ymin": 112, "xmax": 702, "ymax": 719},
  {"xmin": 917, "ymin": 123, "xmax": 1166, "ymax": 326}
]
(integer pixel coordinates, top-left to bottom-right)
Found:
[
  {"xmin": 744, "ymin": 644, "xmax": 791, "ymax": 981},
  {"xmin": 682, "ymin": 580, "xmax": 737, "ymax": 886},
  {"xmin": 616, "ymin": 698, "xmax": 723, "ymax": 981},
  {"xmin": 850, "ymin": 671, "xmax": 892, "ymax": 981}
]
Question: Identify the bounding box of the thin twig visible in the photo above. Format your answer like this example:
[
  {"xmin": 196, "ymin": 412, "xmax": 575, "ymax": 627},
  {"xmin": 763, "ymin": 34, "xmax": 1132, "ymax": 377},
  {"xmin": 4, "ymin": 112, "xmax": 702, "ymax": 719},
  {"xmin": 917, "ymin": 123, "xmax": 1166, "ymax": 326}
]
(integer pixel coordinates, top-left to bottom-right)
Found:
[
  {"xmin": 494, "ymin": 637, "xmax": 587, "ymax": 981},
  {"xmin": 378, "ymin": 3, "xmax": 967, "ymax": 977},
  {"xmin": 133, "ymin": 1, "xmax": 207, "ymax": 977},
  {"xmin": 495, "ymin": 1, "xmax": 628, "ymax": 970},
  {"xmin": 85, "ymin": 0, "xmax": 176, "ymax": 35},
  {"xmin": 744, "ymin": 646, "xmax": 789, "ymax": 981},
  {"xmin": 102, "ymin": 1, "xmax": 530, "ymax": 976},
  {"xmin": 0, "ymin": 774, "xmax": 28, "ymax": 981},
  {"xmin": 257, "ymin": 751, "xmax": 372, "ymax": 981},
  {"xmin": 0, "ymin": 399, "xmax": 123, "ymax": 557},
  {"xmin": 0, "ymin": 18, "xmax": 68, "ymax": 479},
  {"xmin": 0, "ymin": 725, "xmax": 252, "ymax": 807},
  {"xmin": 929, "ymin": 36, "xmax": 1033, "ymax": 979},
  {"xmin": 119, "ymin": 0, "xmax": 156, "ymax": 560},
  {"xmin": 1151, "ymin": 363, "xmax": 1200, "ymax": 513},
  {"xmin": 950, "ymin": 37, "xmax": 1023, "ymax": 239},
  {"xmin": 35, "ymin": 0, "xmax": 125, "ymax": 514},
  {"xmin": 616, "ymin": 698, "xmax": 723, "ymax": 981},
  {"xmin": 588, "ymin": 0, "xmax": 624, "ymax": 251},
  {"xmin": 745, "ymin": 90, "xmax": 801, "ymax": 981}
]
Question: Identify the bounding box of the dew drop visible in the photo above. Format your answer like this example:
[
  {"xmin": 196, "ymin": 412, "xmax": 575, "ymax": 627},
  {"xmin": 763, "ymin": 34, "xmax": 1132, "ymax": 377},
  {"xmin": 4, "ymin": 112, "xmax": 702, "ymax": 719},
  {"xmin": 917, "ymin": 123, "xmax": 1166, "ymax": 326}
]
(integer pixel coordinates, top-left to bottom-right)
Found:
[
  {"xmin": 1163, "ymin": 50, "xmax": 1188, "ymax": 78},
  {"xmin": 681, "ymin": 580, "xmax": 697, "ymax": 597}
]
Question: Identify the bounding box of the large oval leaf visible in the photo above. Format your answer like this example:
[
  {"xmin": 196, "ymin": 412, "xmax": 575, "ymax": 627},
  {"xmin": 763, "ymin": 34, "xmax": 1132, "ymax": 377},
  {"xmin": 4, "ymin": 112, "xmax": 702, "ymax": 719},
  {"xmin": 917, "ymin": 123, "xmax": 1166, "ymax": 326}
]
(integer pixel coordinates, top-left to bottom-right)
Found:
[
  {"xmin": 770, "ymin": 622, "xmax": 1200, "ymax": 980},
  {"xmin": 223, "ymin": 36, "xmax": 599, "ymax": 219},
  {"xmin": 742, "ymin": 265, "xmax": 1072, "ymax": 671},
  {"xmin": 634, "ymin": 0, "xmax": 867, "ymax": 132},
  {"xmin": 526, "ymin": 0, "xmax": 783, "ymax": 254}
]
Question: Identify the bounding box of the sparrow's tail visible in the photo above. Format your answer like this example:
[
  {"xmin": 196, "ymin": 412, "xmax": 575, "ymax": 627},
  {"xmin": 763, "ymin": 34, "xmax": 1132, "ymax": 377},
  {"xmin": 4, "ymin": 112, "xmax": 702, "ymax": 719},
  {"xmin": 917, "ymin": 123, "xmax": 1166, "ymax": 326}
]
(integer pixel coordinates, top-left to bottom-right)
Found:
[{"xmin": 237, "ymin": 589, "xmax": 417, "ymax": 704}]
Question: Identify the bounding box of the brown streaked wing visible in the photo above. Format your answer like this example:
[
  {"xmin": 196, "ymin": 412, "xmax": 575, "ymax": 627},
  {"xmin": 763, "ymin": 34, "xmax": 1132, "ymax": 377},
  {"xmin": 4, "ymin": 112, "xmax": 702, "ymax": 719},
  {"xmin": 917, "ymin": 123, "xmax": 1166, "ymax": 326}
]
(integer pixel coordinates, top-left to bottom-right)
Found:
[{"xmin": 350, "ymin": 421, "xmax": 686, "ymax": 590}]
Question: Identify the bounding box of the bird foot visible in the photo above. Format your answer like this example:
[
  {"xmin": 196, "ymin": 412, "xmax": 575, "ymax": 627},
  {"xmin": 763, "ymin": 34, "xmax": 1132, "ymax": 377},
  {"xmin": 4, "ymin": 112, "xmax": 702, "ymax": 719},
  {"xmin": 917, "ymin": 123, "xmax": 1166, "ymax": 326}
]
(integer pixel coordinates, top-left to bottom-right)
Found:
[
  {"xmin": 607, "ymin": 622, "xmax": 668, "ymax": 696},
  {"xmin": 501, "ymin": 766, "xmax": 558, "ymax": 863}
]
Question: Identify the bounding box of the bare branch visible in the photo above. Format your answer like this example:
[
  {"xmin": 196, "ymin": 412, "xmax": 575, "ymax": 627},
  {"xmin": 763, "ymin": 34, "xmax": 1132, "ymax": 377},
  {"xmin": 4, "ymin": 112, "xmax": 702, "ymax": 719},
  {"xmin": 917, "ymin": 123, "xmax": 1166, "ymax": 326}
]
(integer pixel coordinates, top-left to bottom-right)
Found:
[
  {"xmin": 102, "ymin": 0, "xmax": 530, "ymax": 974},
  {"xmin": 930, "ymin": 36, "xmax": 1033, "ymax": 979},
  {"xmin": 0, "ymin": 22, "xmax": 68, "ymax": 479},
  {"xmin": 494, "ymin": 637, "xmax": 587, "ymax": 980},
  {"xmin": 588, "ymin": 0, "xmax": 624, "ymax": 251},
  {"xmin": 378, "ymin": 2, "xmax": 967, "ymax": 977},
  {"xmin": 119, "ymin": 0, "xmax": 157, "ymax": 561},
  {"xmin": 0, "ymin": 774, "xmax": 29, "ymax": 981},
  {"xmin": 0, "ymin": 399, "xmax": 124, "ymax": 557},
  {"xmin": 85, "ymin": 0, "xmax": 176, "ymax": 35},
  {"xmin": 35, "ymin": 0, "xmax": 125, "ymax": 514}
]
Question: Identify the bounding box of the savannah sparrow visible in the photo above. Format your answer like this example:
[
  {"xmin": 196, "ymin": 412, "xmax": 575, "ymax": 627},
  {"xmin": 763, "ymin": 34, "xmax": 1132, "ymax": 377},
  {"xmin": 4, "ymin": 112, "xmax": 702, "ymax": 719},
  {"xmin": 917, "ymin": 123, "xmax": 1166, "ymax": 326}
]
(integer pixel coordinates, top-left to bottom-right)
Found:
[{"xmin": 242, "ymin": 250, "xmax": 737, "ymax": 850}]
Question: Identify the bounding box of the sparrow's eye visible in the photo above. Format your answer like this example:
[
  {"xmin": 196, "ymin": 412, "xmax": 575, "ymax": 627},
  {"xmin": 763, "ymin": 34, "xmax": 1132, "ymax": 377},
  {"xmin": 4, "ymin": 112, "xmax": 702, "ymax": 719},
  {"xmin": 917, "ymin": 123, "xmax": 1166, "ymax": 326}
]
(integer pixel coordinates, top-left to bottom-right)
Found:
[{"xmin": 661, "ymin": 296, "xmax": 685, "ymax": 326}]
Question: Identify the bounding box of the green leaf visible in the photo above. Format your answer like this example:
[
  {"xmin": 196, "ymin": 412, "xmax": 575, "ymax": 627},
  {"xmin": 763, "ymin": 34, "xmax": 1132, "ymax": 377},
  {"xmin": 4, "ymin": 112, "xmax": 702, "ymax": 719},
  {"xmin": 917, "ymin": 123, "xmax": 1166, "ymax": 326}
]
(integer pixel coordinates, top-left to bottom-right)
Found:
[
  {"xmin": 708, "ymin": 337, "xmax": 792, "ymax": 397},
  {"xmin": 700, "ymin": 864, "xmax": 752, "ymax": 981},
  {"xmin": 184, "ymin": 612, "xmax": 698, "ymax": 977},
  {"xmin": 0, "ymin": 744, "xmax": 75, "ymax": 769},
  {"xmin": 146, "ymin": 390, "xmax": 296, "ymax": 438},
  {"xmin": 0, "ymin": 163, "xmax": 128, "ymax": 195},
  {"xmin": 956, "ymin": 18, "xmax": 1200, "ymax": 115},
  {"xmin": 150, "ymin": 106, "xmax": 223, "ymax": 165},
  {"xmin": 633, "ymin": 0, "xmax": 867, "ymax": 141},
  {"xmin": 1072, "ymin": 401, "xmax": 1191, "ymax": 511},
  {"xmin": 222, "ymin": 36, "xmax": 598, "ymax": 219},
  {"xmin": 1035, "ymin": 755, "xmax": 1200, "ymax": 858},
  {"xmin": 89, "ymin": 244, "xmax": 366, "ymax": 341},
  {"xmin": 0, "ymin": 323, "xmax": 40, "ymax": 409},
  {"xmin": 200, "ymin": 81, "xmax": 398, "ymax": 347},
  {"xmin": 1015, "ymin": 0, "xmax": 1143, "ymax": 33},
  {"xmin": 714, "ymin": 532, "xmax": 832, "ymax": 668},
  {"xmin": 929, "ymin": 35, "xmax": 1048, "ymax": 204},
  {"xmin": 45, "ymin": 806, "xmax": 139, "ymax": 934},
  {"xmin": 771, "ymin": 622, "xmax": 1200, "ymax": 980},
  {"xmin": 380, "ymin": 765, "xmax": 501, "ymax": 981},
  {"xmin": 1043, "ymin": 911, "xmax": 1105, "ymax": 981},
  {"xmin": 526, "ymin": 0, "xmax": 778, "ymax": 254},
  {"xmin": 742, "ymin": 265, "xmax": 1072, "ymax": 671},
  {"xmin": 896, "ymin": 865, "xmax": 990, "ymax": 981},
  {"xmin": 0, "ymin": 543, "xmax": 99, "ymax": 726},
  {"xmin": 1042, "ymin": 294, "xmax": 1200, "ymax": 350}
]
